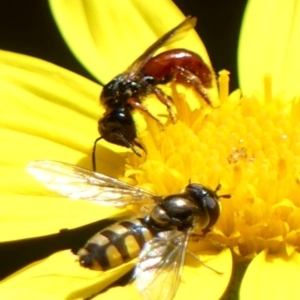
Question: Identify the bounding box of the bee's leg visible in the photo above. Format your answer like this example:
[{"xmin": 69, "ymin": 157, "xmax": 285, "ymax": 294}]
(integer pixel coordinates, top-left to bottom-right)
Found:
[
  {"xmin": 152, "ymin": 87, "xmax": 177, "ymax": 123},
  {"xmin": 173, "ymin": 66, "xmax": 214, "ymax": 107},
  {"xmin": 133, "ymin": 139, "xmax": 147, "ymax": 156},
  {"xmin": 115, "ymin": 133, "xmax": 144, "ymax": 157},
  {"xmin": 127, "ymin": 97, "xmax": 164, "ymax": 129}
]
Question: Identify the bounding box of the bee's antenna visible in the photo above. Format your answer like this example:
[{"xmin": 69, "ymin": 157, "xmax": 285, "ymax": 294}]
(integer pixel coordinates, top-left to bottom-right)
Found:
[
  {"xmin": 92, "ymin": 136, "xmax": 103, "ymax": 171},
  {"xmin": 93, "ymin": 135, "xmax": 146, "ymax": 171}
]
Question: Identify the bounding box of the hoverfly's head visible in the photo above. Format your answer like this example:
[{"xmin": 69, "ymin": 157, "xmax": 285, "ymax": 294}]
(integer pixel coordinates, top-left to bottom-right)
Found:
[
  {"xmin": 98, "ymin": 107, "xmax": 144, "ymax": 156},
  {"xmin": 185, "ymin": 183, "xmax": 230, "ymax": 232}
]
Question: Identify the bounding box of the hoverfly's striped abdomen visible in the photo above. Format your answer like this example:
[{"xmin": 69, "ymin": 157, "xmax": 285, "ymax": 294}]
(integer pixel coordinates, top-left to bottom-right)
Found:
[{"xmin": 78, "ymin": 219, "xmax": 153, "ymax": 270}]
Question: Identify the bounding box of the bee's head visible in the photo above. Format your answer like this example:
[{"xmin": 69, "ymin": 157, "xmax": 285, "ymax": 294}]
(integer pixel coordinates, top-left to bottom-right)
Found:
[{"xmin": 98, "ymin": 107, "xmax": 144, "ymax": 156}]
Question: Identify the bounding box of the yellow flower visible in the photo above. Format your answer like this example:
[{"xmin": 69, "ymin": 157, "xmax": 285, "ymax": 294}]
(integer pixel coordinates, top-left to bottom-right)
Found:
[
  {"xmin": 1, "ymin": 0, "xmax": 300, "ymax": 300},
  {"xmin": 236, "ymin": 1, "xmax": 300, "ymax": 299},
  {"xmin": 0, "ymin": 0, "xmax": 230, "ymax": 299},
  {"xmin": 238, "ymin": 0, "xmax": 300, "ymax": 99}
]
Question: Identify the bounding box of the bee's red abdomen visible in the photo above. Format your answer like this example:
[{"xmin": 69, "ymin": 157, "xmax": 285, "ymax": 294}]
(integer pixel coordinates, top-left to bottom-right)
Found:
[{"xmin": 142, "ymin": 49, "xmax": 213, "ymax": 87}]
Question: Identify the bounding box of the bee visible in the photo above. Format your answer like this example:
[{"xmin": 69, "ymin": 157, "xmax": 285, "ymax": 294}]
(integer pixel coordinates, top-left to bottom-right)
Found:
[
  {"xmin": 95, "ymin": 16, "xmax": 215, "ymax": 165},
  {"xmin": 27, "ymin": 160, "xmax": 228, "ymax": 300}
]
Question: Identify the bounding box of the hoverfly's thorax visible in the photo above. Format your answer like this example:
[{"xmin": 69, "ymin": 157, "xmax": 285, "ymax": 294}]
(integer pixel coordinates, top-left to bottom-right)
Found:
[{"xmin": 147, "ymin": 195, "xmax": 200, "ymax": 231}]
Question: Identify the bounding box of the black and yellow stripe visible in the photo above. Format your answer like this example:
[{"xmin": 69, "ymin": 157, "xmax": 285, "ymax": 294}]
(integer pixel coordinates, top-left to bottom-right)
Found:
[{"xmin": 77, "ymin": 218, "xmax": 154, "ymax": 270}]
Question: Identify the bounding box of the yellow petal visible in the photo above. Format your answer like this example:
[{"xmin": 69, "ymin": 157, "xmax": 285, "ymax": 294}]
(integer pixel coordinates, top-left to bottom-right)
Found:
[
  {"xmin": 0, "ymin": 50, "xmax": 127, "ymax": 240},
  {"xmin": 0, "ymin": 50, "xmax": 100, "ymax": 166},
  {"xmin": 240, "ymin": 250, "xmax": 300, "ymax": 300},
  {"xmin": 1, "ymin": 195, "xmax": 128, "ymax": 242},
  {"xmin": 0, "ymin": 246, "xmax": 231, "ymax": 299},
  {"xmin": 0, "ymin": 250, "xmax": 136, "ymax": 299},
  {"xmin": 93, "ymin": 284, "xmax": 140, "ymax": 300},
  {"xmin": 175, "ymin": 247, "xmax": 232, "ymax": 300},
  {"xmin": 49, "ymin": 0, "xmax": 211, "ymax": 83},
  {"xmin": 238, "ymin": 0, "xmax": 300, "ymax": 98},
  {"xmin": 95, "ymin": 249, "xmax": 232, "ymax": 300},
  {"xmin": 94, "ymin": 248, "xmax": 232, "ymax": 300}
]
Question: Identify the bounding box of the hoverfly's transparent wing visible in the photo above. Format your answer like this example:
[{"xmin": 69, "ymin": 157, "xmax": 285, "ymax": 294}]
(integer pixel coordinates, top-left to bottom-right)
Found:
[
  {"xmin": 127, "ymin": 16, "xmax": 197, "ymax": 77},
  {"xmin": 27, "ymin": 160, "xmax": 159, "ymax": 207},
  {"xmin": 135, "ymin": 230, "xmax": 189, "ymax": 300}
]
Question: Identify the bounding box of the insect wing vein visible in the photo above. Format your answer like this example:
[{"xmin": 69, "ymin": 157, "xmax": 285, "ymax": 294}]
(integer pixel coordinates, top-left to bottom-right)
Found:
[
  {"xmin": 135, "ymin": 230, "xmax": 188, "ymax": 300},
  {"xmin": 126, "ymin": 16, "xmax": 196, "ymax": 77},
  {"xmin": 27, "ymin": 160, "xmax": 158, "ymax": 207}
]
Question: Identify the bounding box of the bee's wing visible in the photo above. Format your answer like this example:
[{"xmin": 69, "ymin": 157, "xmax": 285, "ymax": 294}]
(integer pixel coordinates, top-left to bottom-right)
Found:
[
  {"xmin": 27, "ymin": 160, "xmax": 159, "ymax": 207},
  {"xmin": 126, "ymin": 16, "xmax": 197, "ymax": 77},
  {"xmin": 135, "ymin": 230, "xmax": 189, "ymax": 300}
]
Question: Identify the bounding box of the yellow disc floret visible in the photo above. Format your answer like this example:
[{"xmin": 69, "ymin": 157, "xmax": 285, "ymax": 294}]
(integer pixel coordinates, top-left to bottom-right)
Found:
[{"xmin": 122, "ymin": 71, "xmax": 300, "ymax": 260}]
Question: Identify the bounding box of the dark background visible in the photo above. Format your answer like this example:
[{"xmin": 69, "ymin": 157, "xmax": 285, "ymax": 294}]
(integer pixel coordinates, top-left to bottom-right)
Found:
[
  {"xmin": 0, "ymin": 0, "xmax": 248, "ymax": 91},
  {"xmin": 0, "ymin": 0, "xmax": 248, "ymax": 281}
]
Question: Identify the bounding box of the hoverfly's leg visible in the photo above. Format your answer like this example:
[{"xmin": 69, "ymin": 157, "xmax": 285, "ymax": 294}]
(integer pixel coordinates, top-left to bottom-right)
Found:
[
  {"xmin": 173, "ymin": 66, "xmax": 214, "ymax": 107},
  {"xmin": 187, "ymin": 251, "xmax": 223, "ymax": 274},
  {"xmin": 153, "ymin": 87, "xmax": 177, "ymax": 123},
  {"xmin": 189, "ymin": 232, "xmax": 207, "ymax": 242},
  {"xmin": 127, "ymin": 98, "xmax": 164, "ymax": 129},
  {"xmin": 189, "ymin": 231, "xmax": 226, "ymax": 249},
  {"xmin": 190, "ymin": 231, "xmax": 227, "ymax": 250}
]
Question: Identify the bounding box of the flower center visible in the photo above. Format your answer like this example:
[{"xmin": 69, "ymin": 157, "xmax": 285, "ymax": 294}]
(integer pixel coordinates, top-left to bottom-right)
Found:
[{"xmin": 121, "ymin": 71, "xmax": 300, "ymax": 259}]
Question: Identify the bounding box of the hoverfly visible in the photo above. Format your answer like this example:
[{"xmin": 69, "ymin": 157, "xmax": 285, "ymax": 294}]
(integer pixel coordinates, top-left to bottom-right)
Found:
[
  {"xmin": 95, "ymin": 16, "xmax": 215, "ymax": 164},
  {"xmin": 27, "ymin": 160, "xmax": 228, "ymax": 300}
]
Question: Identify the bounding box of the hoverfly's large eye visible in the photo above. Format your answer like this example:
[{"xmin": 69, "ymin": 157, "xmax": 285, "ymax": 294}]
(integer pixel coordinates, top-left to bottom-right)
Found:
[{"xmin": 185, "ymin": 183, "xmax": 221, "ymax": 231}]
